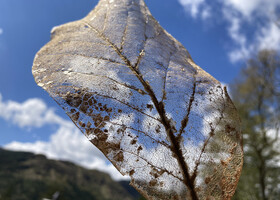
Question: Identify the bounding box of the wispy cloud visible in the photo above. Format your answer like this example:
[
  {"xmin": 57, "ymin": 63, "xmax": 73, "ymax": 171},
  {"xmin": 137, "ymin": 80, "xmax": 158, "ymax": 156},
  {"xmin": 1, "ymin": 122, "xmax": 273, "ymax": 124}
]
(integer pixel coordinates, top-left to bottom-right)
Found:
[
  {"xmin": 224, "ymin": 0, "xmax": 262, "ymax": 17},
  {"xmin": 178, "ymin": 0, "xmax": 280, "ymax": 62},
  {"xmin": 257, "ymin": 23, "xmax": 280, "ymax": 51},
  {"xmin": 178, "ymin": 0, "xmax": 210, "ymax": 19},
  {"xmin": 0, "ymin": 93, "xmax": 128, "ymax": 181},
  {"xmin": 0, "ymin": 28, "xmax": 3, "ymax": 35}
]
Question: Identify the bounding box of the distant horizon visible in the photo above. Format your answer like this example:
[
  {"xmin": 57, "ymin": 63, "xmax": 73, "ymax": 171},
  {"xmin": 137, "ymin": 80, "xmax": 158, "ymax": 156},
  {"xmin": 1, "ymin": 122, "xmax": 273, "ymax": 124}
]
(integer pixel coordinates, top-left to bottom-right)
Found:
[{"xmin": 1, "ymin": 147, "xmax": 128, "ymax": 180}]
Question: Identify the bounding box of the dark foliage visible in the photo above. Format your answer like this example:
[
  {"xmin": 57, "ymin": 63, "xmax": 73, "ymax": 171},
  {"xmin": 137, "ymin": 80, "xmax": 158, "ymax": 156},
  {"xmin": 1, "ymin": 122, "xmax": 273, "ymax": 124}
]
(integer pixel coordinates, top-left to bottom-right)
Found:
[{"xmin": 0, "ymin": 148, "xmax": 140, "ymax": 200}]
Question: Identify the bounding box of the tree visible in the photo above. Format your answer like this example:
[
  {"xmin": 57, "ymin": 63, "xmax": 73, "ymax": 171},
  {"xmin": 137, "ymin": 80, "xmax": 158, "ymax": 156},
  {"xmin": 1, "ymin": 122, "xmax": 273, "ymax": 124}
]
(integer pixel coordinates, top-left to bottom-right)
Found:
[{"xmin": 231, "ymin": 50, "xmax": 280, "ymax": 200}]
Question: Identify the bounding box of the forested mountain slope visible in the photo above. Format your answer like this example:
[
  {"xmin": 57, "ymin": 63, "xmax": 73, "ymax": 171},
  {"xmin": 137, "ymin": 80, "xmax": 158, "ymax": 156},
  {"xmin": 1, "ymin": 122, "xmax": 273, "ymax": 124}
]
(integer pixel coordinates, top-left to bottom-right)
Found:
[{"xmin": 0, "ymin": 148, "xmax": 140, "ymax": 200}]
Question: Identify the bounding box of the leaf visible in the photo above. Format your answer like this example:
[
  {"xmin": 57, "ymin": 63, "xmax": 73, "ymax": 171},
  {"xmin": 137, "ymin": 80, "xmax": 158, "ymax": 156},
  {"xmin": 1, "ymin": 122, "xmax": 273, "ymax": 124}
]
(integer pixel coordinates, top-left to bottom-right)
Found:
[{"xmin": 32, "ymin": 0, "xmax": 243, "ymax": 199}]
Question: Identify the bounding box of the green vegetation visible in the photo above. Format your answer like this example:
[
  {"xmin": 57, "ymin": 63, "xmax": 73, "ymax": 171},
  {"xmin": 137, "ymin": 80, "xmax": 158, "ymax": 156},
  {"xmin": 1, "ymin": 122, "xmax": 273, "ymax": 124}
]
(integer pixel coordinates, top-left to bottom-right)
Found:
[
  {"xmin": 0, "ymin": 148, "xmax": 141, "ymax": 200},
  {"xmin": 231, "ymin": 50, "xmax": 280, "ymax": 200}
]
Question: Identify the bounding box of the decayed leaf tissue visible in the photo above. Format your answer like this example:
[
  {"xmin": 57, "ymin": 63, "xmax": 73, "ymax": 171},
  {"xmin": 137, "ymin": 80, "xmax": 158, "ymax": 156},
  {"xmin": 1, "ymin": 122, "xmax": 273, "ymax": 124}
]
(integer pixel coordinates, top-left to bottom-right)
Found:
[{"xmin": 32, "ymin": 0, "xmax": 243, "ymax": 199}]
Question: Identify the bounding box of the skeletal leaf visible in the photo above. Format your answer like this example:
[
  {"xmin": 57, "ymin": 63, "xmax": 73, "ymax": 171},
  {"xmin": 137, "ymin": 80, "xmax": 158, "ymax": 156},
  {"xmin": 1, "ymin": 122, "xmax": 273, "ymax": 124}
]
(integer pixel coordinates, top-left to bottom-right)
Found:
[{"xmin": 32, "ymin": 0, "xmax": 243, "ymax": 199}]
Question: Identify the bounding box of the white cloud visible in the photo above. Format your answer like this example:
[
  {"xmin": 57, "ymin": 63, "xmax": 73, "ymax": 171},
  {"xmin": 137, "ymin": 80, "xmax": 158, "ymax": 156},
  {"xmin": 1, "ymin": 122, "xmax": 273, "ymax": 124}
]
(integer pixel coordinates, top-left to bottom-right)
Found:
[
  {"xmin": 224, "ymin": 0, "xmax": 262, "ymax": 17},
  {"xmin": 266, "ymin": 128, "xmax": 280, "ymax": 167},
  {"xmin": 5, "ymin": 122, "xmax": 128, "ymax": 181},
  {"xmin": 0, "ymin": 28, "xmax": 3, "ymax": 35},
  {"xmin": 178, "ymin": 0, "xmax": 209, "ymax": 19},
  {"xmin": 257, "ymin": 23, "xmax": 280, "ymax": 51},
  {"xmin": 226, "ymin": 16, "xmax": 244, "ymax": 46},
  {"xmin": 228, "ymin": 48, "xmax": 249, "ymax": 63},
  {"xmin": 224, "ymin": 0, "xmax": 280, "ymax": 62},
  {"xmin": 0, "ymin": 93, "xmax": 128, "ymax": 181},
  {"xmin": 201, "ymin": 7, "xmax": 211, "ymax": 20},
  {"xmin": 178, "ymin": 0, "xmax": 280, "ymax": 62},
  {"xmin": 0, "ymin": 94, "xmax": 65, "ymax": 128},
  {"xmin": 222, "ymin": 12, "xmax": 252, "ymax": 62}
]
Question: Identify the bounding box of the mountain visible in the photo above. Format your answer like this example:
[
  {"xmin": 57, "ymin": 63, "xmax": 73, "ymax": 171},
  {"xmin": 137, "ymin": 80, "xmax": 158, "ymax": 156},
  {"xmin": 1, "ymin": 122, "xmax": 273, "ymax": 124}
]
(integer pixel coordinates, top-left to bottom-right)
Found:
[{"xmin": 0, "ymin": 148, "xmax": 141, "ymax": 200}]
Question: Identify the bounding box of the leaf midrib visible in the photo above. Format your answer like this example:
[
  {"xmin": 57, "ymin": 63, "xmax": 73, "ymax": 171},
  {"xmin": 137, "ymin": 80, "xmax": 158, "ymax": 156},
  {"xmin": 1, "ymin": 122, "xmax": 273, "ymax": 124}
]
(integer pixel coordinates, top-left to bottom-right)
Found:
[{"xmin": 81, "ymin": 20, "xmax": 199, "ymax": 200}]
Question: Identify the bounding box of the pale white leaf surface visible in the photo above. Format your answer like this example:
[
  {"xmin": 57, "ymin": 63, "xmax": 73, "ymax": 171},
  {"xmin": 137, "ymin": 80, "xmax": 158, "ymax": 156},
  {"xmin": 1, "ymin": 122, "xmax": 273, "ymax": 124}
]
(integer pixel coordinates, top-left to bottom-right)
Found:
[{"xmin": 32, "ymin": 0, "xmax": 243, "ymax": 199}]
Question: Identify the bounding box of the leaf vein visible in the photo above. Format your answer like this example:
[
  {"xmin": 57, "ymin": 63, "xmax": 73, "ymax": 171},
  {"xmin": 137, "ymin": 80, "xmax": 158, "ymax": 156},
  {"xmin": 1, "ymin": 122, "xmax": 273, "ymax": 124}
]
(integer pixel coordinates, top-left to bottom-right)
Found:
[
  {"xmin": 120, "ymin": 149, "xmax": 183, "ymax": 181},
  {"xmin": 102, "ymin": 120, "xmax": 170, "ymax": 148},
  {"xmin": 68, "ymin": 71, "xmax": 147, "ymax": 96},
  {"xmin": 178, "ymin": 77, "xmax": 197, "ymax": 138},
  {"xmin": 81, "ymin": 21, "xmax": 199, "ymax": 199},
  {"xmin": 44, "ymin": 53, "xmax": 125, "ymax": 66}
]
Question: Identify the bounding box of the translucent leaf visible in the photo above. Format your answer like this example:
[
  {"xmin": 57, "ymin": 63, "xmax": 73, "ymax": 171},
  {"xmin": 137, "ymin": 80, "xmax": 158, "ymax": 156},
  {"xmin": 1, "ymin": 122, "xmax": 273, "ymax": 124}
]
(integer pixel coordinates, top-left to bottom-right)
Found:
[{"xmin": 32, "ymin": 0, "xmax": 243, "ymax": 199}]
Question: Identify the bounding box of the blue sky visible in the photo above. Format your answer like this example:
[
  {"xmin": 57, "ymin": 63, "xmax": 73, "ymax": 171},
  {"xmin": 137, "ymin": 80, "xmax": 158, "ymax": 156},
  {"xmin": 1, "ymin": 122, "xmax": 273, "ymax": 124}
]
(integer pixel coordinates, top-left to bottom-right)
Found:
[{"xmin": 0, "ymin": 0, "xmax": 279, "ymax": 180}]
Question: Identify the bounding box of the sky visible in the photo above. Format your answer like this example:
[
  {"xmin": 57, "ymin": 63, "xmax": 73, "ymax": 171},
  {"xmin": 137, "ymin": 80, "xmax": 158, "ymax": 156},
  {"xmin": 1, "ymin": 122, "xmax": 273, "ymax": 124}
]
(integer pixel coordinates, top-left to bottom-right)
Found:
[{"xmin": 0, "ymin": 0, "xmax": 279, "ymax": 181}]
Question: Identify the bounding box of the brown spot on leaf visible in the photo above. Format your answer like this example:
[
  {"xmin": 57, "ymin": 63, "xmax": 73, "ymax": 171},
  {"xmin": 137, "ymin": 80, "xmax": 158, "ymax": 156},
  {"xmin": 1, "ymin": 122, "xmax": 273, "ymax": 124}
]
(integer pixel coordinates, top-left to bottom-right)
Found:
[
  {"xmin": 129, "ymin": 170, "xmax": 135, "ymax": 176},
  {"xmin": 209, "ymin": 128, "xmax": 215, "ymax": 137},
  {"xmin": 66, "ymin": 96, "xmax": 82, "ymax": 107},
  {"xmin": 72, "ymin": 112, "xmax": 80, "ymax": 121},
  {"xmin": 93, "ymin": 128, "xmax": 102, "ymax": 134},
  {"xmin": 88, "ymin": 99, "xmax": 93, "ymax": 106},
  {"xmin": 80, "ymin": 103, "xmax": 88, "ymax": 113},
  {"xmin": 99, "ymin": 122, "xmax": 106, "ymax": 128},
  {"xmin": 137, "ymin": 146, "xmax": 143, "ymax": 154},
  {"xmin": 112, "ymin": 85, "xmax": 119, "ymax": 91},
  {"xmin": 88, "ymin": 109, "xmax": 93, "ymax": 115},
  {"xmin": 79, "ymin": 121, "xmax": 86, "ymax": 128},
  {"xmin": 195, "ymin": 187, "xmax": 201, "ymax": 192},
  {"xmin": 110, "ymin": 142, "xmax": 121, "ymax": 150},
  {"xmin": 150, "ymin": 168, "xmax": 165, "ymax": 179},
  {"xmin": 221, "ymin": 159, "xmax": 228, "ymax": 166},
  {"xmin": 83, "ymin": 93, "xmax": 91, "ymax": 101},
  {"xmin": 205, "ymin": 177, "xmax": 211, "ymax": 184},
  {"xmin": 117, "ymin": 126, "xmax": 126, "ymax": 134},
  {"xmin": 131, "ymin": 139, "xmax": 137, "ymax": 145},
  {"xmin": 225, "ymin": 124, "xmax": 236, "ymax": 133},
  {"xmin": 93, "ymin": 114, "xmax": 103, "ymax": 127},
  {"xmin": 149, "ymin": 179, "xmax": 157, "ymax": 187},
  {"xmin": 146, "ymin": 104, "xmax": 153, "ymax": 112},
  {"xmin": 230, "ymin": 143, "xmax": 237, "ymax": 154},
  {"xmin": 86, "ymin": 122, "xmax": 92, "ymax": 128},
  {"xmin": 155, "ymin": 125, "xmax": 161, "ymax": 133},
  {"xmin": 92, "ymin": 129, "xmax": 107, "ymax": 141},
  {"xmin": 90, "ymin": 133, "xmax": 115, "ymax": 155},
  {"xmin": 85, "ymin": 128, "xmax": 94, "ymax": 135},
  {"xmin": 160, "ymin": 181, "xmax": 164, "ymax": 187},
  {"xmin": 114, "ymin": 151, "xmax": 124, "ymax": 162}
]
